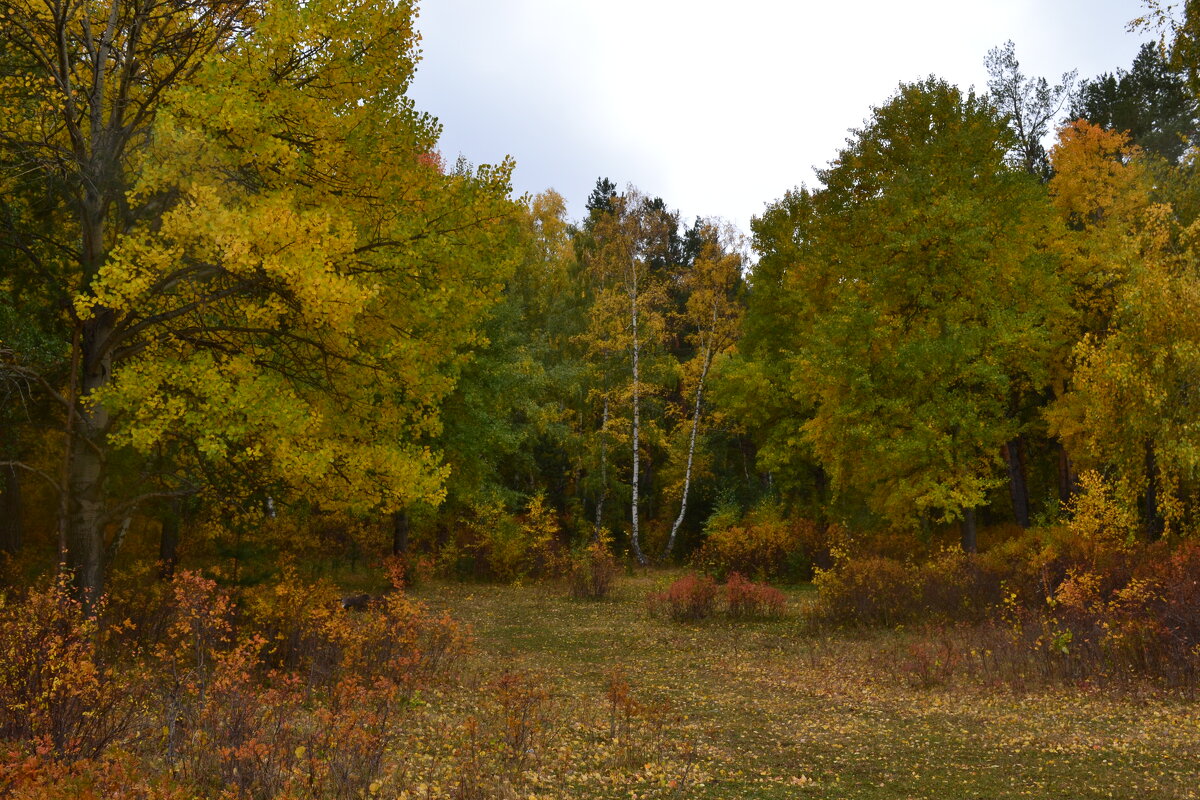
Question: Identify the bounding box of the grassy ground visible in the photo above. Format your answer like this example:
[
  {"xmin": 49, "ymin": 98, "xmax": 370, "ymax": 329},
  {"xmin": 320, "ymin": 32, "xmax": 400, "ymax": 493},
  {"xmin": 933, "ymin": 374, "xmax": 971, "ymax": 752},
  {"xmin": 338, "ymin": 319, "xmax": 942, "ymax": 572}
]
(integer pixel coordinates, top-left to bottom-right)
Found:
[{"xmin": 414, "ymin": 571, "xmax": 1200, "ymax": 800}]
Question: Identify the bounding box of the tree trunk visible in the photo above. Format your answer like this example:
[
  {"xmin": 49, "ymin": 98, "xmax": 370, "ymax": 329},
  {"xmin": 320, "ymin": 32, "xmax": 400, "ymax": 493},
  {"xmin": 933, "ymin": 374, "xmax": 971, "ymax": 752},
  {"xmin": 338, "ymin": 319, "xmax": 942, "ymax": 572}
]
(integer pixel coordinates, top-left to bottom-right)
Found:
[
  {"xmin": 55, "ymin": 132, "xmax": 116, "ymax": 609},
  {"xmin": 0, "ymin": 463, "xmax": 23, "ymax": 556},
  {"xmin": 593, "ymin": 396, "xmax": 609, "ymax": 542},
  {"xmin": 629, "ymin": 275, "xmax": 645, "ymax": 565},
  {"xmin": 663, "ymin": 341, "xmax": 713, "ymax": 558},
  {"xmin": 64, "ymin": 303, "xmax": 114, "ymax": 612},
  {"xmin": 1002, "ymin": 436, "xmax": 1031, "ymax": 528},
  {"xmin": 1143, "ymin": 440, "xmax": 1164, "ymax": 540},
  {"xmin": 159, "ymin": 497, "xmax": 181, "ymax": 579},
  {"xmin": 1057, "ymin": 444, "xmax": 1079, "ymax": 506},
  {"xmin": 960, "ymin": 507, "xmax": 978, "ymax": 554},
  {"xmin": 391, "ymin": 508, "xmax": 410, "ymax": 556}
]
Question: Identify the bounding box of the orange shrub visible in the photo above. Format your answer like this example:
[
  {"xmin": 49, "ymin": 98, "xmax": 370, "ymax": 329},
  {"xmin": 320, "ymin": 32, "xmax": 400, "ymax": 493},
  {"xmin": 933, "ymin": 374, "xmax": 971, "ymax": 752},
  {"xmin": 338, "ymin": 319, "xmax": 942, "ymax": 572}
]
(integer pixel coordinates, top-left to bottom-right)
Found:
[
  {"xmin": 0, "ymin": 751, "xmax": 189, "ymax": 800},
  {"xmin": 565, "ymin": 539, "xmax": 618, "ymax": 600},
  {"xmin": 0, "ymin": 575, "xmax": 130, "ymax": 761},
  {"xmin": 693, "ymin": 511, "xmax": 827, "ymax": 582}
]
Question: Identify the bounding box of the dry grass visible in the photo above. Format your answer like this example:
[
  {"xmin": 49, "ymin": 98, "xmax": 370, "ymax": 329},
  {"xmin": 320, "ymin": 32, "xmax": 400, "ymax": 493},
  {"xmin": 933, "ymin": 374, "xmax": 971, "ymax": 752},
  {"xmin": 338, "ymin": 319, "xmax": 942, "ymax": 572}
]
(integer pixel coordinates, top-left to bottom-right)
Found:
[{"xmin": 417, "ymin": 571, "xmax": 1200, "ymax": 800}]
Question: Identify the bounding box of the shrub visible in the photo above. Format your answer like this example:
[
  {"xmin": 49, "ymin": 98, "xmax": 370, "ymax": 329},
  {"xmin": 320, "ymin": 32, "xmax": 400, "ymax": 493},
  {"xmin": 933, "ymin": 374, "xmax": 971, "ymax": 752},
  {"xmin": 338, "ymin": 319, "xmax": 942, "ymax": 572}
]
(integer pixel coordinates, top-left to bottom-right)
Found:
[
  {"xmin": 1155, "ymin": 540, "xmax": 1200, "ymax": 647},
  {"xmin": 646, "ymin": 574, "xmax": 719, "ymax": 622},
  {"xmin": 914, "ymin": 550, "xmax": 1002, "ymax": 622},
  {"xmin": 566, "ymin": 539, "xmax": 618, "ymax": 600},
  {"xmin": 0, "ymin": 575, "xmax": 131, "ymax": 761},
  {"xmin": 694, "ymin": 508, "xmax": 829, "ymax": 583},
  {"xmin": 1042, "ymin": 540, "xmax": 1200, "ymax": 684},
  {"xmin": 724, "ymin": 572, "xmax": 786, "ymax": 619},
  {"xmin": 812, "ymin": 556, "xmax": 917, "ymax": 627},
  {"xmin": 0, "ymin": 751, "xmax": 190, "ymax": 800},
  {"xmin": 241, "ymin": 564, "xmax": 341, "ymax": 677},
  {"xmin": 441, "ymin": 496, "xmax": 563, "ymax": 582}
]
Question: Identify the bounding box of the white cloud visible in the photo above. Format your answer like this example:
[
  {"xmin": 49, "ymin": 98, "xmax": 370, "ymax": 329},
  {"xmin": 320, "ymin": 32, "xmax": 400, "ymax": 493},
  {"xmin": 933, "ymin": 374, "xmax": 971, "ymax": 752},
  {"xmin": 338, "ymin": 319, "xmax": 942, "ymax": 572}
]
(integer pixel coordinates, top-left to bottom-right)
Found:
[{"xmin": 410, "ymin": 0, "xmax": 1151, "ymax": 233}]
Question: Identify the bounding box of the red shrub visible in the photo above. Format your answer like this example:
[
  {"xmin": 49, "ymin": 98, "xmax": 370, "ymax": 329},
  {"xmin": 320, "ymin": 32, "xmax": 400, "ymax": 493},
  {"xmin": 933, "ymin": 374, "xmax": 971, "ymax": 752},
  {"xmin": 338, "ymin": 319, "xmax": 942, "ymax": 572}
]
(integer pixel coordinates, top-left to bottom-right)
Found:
[
  {"xmin": 646, "ymin": 574, "xmax": 719, "ymax": 621},
  {"xmin": 724, "ymin": 572, "xmax": 786, "ymax": 619}
]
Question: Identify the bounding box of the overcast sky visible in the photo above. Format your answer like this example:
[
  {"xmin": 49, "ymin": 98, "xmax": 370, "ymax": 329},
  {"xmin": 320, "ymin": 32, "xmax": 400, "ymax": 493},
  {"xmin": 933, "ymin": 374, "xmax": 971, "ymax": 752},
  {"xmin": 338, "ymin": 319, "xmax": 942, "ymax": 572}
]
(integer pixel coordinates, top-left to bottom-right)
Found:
[{"xmin": 409, "ymin": 0, "xmax": 1153, "ymax": 234}]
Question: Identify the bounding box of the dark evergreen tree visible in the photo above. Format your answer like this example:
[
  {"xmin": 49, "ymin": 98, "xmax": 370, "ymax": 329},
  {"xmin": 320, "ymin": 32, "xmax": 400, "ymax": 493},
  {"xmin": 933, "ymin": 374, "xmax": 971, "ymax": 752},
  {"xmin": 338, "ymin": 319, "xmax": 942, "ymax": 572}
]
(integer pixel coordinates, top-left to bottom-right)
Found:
[{"xmin": 1071, "ymin": 42, "xmax": 1198, "ymax": 163}]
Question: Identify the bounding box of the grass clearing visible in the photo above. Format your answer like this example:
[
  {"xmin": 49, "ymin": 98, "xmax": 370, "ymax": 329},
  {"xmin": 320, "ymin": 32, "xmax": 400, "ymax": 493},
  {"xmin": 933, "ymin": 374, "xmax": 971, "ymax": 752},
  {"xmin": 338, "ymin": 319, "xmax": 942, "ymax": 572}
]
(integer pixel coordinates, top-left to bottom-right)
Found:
[{"xmin": 416, "ymin": 571, "xmax": 1200, "ymax": 799}]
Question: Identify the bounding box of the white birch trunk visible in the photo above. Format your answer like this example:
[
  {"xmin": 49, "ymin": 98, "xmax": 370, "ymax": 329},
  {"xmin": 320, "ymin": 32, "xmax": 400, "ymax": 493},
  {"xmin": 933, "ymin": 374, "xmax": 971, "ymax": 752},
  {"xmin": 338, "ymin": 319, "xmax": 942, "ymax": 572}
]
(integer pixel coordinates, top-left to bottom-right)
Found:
[
  {"xmin": 630, "ymin": 265, "xmax": 645, "ymax": 565},
  {"xmin": 663, "ymin": 336, "xmax": 714, "ymax": 558}
]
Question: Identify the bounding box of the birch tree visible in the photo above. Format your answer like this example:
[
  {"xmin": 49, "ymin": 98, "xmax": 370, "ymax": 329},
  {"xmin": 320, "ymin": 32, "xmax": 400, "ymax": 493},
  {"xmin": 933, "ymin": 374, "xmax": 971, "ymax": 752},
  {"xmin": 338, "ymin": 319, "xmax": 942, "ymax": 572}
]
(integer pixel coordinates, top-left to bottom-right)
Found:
[
  {"xmin": 581, "ymin": 188, "xmax": 671, "ymax": 564},
  {"xmin": 662, "ymin": 221, "xmax": 743, "ymax": 557}
]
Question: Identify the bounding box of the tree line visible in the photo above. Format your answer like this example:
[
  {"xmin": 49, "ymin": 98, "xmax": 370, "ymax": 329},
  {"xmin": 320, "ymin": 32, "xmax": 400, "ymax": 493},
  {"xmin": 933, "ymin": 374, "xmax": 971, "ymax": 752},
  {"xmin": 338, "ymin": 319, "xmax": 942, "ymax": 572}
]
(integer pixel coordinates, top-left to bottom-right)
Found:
[{"xmin": 4, "ymin": 0, "xmax": 1200, "ymax": 595}]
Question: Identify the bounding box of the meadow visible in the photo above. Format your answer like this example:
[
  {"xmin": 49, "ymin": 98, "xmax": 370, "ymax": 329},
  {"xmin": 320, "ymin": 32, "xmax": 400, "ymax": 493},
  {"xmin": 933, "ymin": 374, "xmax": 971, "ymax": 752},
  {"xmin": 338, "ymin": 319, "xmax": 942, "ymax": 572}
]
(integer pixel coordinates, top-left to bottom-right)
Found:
[{"xmin": 414, "ymin": 573, "xmax": 1200, "ymax": 800}]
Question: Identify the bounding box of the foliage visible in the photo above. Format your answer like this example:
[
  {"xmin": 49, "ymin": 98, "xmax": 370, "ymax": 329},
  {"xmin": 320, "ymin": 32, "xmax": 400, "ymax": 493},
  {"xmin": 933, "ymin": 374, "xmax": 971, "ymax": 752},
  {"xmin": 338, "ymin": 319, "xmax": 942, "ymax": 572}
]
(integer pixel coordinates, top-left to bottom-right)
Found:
[
  {"xmin": 646, "ymin": 573, "xmax": 720, "ymax": 621},
  {"xmin": 723, "ymin": 572, "xmax": 787, "ymax": 619},
  {"xmin": 647, "ymin": 571, "xmax": 787, "ymax": 622},
  {"xmin": 752, "ymin": 79, "xmax": 1060, "ymax": 534},
  {"xmin": 435, "ymin": 494, "xmax": 563, "ymax": 582},
  {"xmin": 0, "ymin": 575, "xmax": 130, "ymax": 761},
  {"xmin": 693, "ymin": 504, "xmax": 828, "ymax": 582},
  {"xmin": 565, "ymin": 538, "xmax": 619, "ymax": 600},
  {"xmin": 0, "ymin": 0, "xmax": 519, "ymax": 601},
  {"xmin": 813, "ymin": 556, "xmax": 919, "ymax": 627},
  {"xmin": 1071, "ymin": 42, "xmax": 1198, "ymax": 163}
]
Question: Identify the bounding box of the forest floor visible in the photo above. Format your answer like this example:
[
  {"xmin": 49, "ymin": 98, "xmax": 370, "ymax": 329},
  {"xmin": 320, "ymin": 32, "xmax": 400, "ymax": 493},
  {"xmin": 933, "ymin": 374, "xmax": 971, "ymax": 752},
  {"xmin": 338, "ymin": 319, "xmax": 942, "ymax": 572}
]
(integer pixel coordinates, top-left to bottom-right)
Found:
[{"xmin": 412, "ymin": 571, "xmax": 1200, "ymax": 800}]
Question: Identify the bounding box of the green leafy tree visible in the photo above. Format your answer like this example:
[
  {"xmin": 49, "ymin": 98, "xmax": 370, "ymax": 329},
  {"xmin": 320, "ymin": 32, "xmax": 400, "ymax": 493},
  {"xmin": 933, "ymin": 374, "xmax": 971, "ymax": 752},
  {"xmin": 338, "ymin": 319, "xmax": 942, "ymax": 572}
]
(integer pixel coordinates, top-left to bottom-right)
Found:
[{"xmin": 776, "ymin": 79, "xmax": 1060, "ymax": 550}]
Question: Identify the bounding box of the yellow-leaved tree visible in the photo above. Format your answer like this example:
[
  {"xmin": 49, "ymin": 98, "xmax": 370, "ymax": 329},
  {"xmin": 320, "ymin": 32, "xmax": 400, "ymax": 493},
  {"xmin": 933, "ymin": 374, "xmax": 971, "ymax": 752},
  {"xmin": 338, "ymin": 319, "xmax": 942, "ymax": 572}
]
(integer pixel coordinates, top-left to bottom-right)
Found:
[
  {"xmin": 1047, "ymin": 123, "xmax": 1200, "ymax": 535},
  {"xmin": 0, "ymin": 0, "xmax": 518, "ymax": 604}
]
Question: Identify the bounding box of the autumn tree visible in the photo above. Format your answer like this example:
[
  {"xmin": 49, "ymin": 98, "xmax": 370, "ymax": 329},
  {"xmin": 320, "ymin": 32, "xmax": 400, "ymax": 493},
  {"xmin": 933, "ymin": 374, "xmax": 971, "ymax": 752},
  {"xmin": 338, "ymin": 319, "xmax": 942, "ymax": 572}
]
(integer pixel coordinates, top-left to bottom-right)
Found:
[
  {"xmin": 579, "ymin": 187, "xmax": 676, "ymax": 563},
  {"xmin": 1046, "ymin": 119, "xmax": 1200, "ymax": 536},
  {"xmin": 0, "ymin": 0, "xmax": 517, "ymax": 603},
  {"xmin": 661, "ymin": 221, "xmax": 743, "ymax": 557},
  {"xmin": 775, "ymin": 79, "xmax": 1059, "ymax": 550}
]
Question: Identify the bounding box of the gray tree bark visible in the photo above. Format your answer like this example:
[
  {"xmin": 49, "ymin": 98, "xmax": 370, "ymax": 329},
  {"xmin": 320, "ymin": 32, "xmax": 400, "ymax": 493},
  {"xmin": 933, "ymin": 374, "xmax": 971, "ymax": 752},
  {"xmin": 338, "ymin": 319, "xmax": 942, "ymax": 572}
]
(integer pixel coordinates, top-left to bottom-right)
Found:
[
  {"xmin": 0, "ymin": 464, "xmax": 23, "ymax": 556},
  {"xmin": 1003, "ymin": 436, "xmax": 1031, "ymax": 528},
  {"xmin": 960, "ymin": 507, "xmax": 978, "ymax": 554}
]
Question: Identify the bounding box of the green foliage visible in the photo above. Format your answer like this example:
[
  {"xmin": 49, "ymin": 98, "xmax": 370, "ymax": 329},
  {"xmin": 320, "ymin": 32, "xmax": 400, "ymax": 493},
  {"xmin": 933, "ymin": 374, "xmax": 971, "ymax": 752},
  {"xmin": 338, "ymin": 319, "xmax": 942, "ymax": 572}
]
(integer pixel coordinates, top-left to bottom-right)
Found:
[
  {"xmin": 752, "ymin": 78, "xmax": 1061, "ymax": 533},
  {"xmin": 1072, "ymin": 42, "xmax": 1198, "ymax": 163}
]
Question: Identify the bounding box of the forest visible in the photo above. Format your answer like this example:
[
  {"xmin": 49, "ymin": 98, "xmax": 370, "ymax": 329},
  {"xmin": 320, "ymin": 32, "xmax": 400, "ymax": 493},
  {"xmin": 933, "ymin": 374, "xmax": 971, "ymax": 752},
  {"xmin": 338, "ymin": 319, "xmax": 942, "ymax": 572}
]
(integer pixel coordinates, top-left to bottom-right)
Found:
[{"xmin": 3, "ymin": 0, "xmax": 1200, "ymax": 798}]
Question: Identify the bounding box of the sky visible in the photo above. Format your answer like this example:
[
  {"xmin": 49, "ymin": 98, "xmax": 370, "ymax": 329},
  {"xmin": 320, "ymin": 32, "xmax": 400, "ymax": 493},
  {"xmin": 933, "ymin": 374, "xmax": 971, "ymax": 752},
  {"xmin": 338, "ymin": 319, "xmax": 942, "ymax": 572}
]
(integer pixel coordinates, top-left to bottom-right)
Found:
[{"xmin": 408, "ymin": 0, "xmax": 1155, "ymax": 235}]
